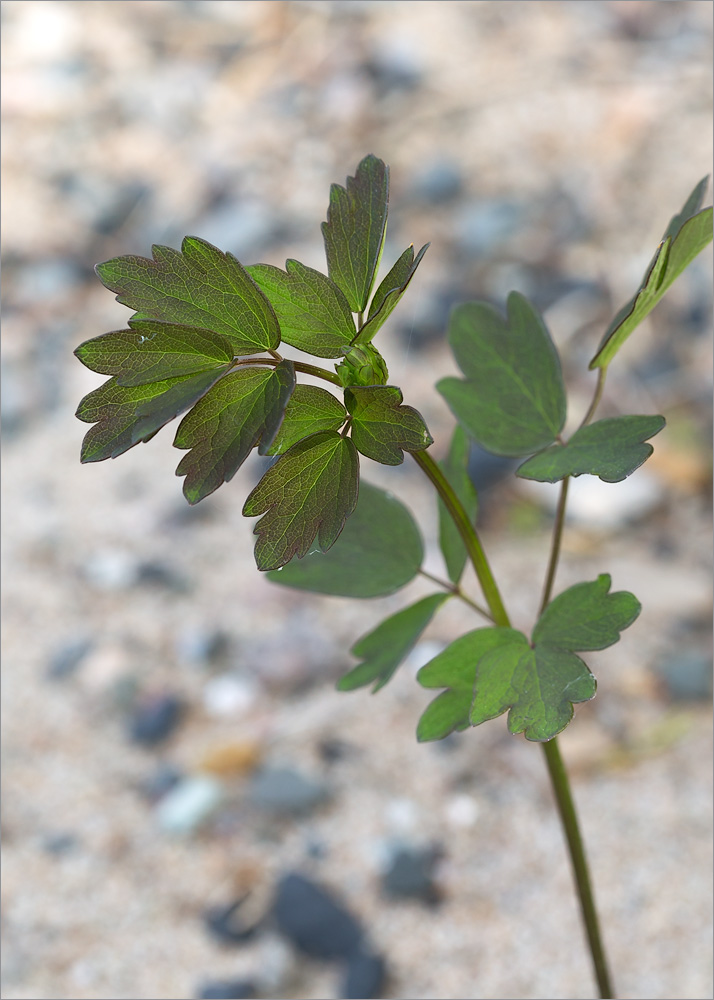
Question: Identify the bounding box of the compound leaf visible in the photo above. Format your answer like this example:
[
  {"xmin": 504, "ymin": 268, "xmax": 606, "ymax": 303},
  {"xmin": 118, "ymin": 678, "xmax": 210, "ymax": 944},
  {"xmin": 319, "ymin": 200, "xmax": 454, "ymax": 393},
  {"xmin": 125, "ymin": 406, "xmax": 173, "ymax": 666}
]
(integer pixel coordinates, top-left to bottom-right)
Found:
[
  {"xmin": 437, "ymin": 292, "xmax": 566, "ymax": 457},
  {"xmin": 532, "ymin": 574, "xmax": 641, "ymax": 651},
  {"xmin": 243, "ymin": 431, "xmax": 359, "ymax": 571},
  {"xmin": 96, "ymin": 236, "xmax": 280, "ymax": 356},
  {"xmin": 174, "ymin": 361, "xmax": 295, "ymax": 504},
  {"xmin": 265, "ymin": 384, "xmax": 347, "ymax": 456},
  {"xmin": 345, "ymin": 385, "xmax": 433, "ymax": 465},
  {"xmin": 590, "ymin": 179, "xmax": 713, "ymax": 370},
  {"xmin": 321, "ymin": 154, "xmax": 389, "ymax": 313},
  {"xmin": 516, "ymin": 415, "xmax": 666, "ymax": 484},
  {"xmin": 417, "ymin": 627, "xmax": 521, "ymax": 742},
  {"xmin": 469, "ymin": 633, "xmax": 596, "ymax": 742},
  {"xmin": 338, "ymin": 592, "xmax": 450, "ymax": 693},
  {"xmin": 246, "ymin": 259, "xmax": 355, "ymax": 358},
  {"xmin": 357, "ymin": 243, "xmax": 430, "ymax": 344},
  {"xmin": 266, "ymin": 480, "xmax": 423, "ymax": 597},
  {"xmin": 75, "ymin": 320, "xmax": 235, "ymax": 386},
  {"xmin": 438, "ymin": 425, "xmax": 477, "ymax": 583},
  {"xmin": 77, "ymin": 367, "xmax": 228, "ymax": 463}
]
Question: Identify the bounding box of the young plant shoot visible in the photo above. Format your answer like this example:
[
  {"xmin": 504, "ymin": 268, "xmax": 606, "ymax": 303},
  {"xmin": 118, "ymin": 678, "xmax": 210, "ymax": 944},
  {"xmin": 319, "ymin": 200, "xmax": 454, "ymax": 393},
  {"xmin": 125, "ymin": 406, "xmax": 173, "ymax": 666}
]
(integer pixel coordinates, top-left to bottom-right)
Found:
[{"xmin": 74, "ymin": 156, "xmax": 713, "ymax": 999}]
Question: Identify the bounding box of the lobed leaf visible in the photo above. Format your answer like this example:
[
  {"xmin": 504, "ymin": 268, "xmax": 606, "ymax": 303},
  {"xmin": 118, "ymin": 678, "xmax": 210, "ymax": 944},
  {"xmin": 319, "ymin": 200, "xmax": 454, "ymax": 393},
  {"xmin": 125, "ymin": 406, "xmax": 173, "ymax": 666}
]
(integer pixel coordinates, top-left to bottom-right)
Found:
[
  {"xmin": 243, "ymin": 431, "xmax": 359, "ymax": 571},
  {"xmin": 338, "ymin": 593, "xmax": 450, "ymax": 693},
  {"xmin": 266, "ymin": 481, "xmax": 423, "ymax": 598},
  {"xmin": 590, "ymin": 179, "xmax": 713, "ymax": 370},
  {"xmin": 246, "ymin": 259, "xmax": 355, "ymax": 358},
  {"xmin": 96, "ymin": 236, "xmax": 280, "ymax": 356},
  {"xmin": 345, "ymin": 385, "xmax": 433, "ymax": 465},
  {"xmin": 438, "ymin": 425, "xmax": 477, "ymax": 584},
  {"xmin": 76, "ymin": 368, "xmax": 229, "ymax": 463},
  {"xmin": 437, "ymin": 292, "xmax": 566, "ymax": 457},
  {"xmin": 321, "ymin": 155, "xmax": 389, "ymax": 313},
  {"xmin": 174, "ymin": 361, "xmax": 295, "ymax": 504},
  {"xmin": 265, "ymin": 384, "xmax": 347, "ymax": 456},
  {"xmin": 516, "ymin": 415, "xmax": 666, "ymax": 484},
  {"xmin": 416, "ymin": 628, "xmax": 521, "ymax": 742},
  {"xmin": 469, "ymin": 633, "xmax": 596, "ymax": 742},
  {"xmin": 74, "ymin": 320, "xmax": 235, "ymax": 386},
  {"xmin": 356, "ymin": 243, "xmax": 430, "ymax": 344},
  {"xmin": 532, "ymin": 574, "xmax": 641, "ymax": 651}
]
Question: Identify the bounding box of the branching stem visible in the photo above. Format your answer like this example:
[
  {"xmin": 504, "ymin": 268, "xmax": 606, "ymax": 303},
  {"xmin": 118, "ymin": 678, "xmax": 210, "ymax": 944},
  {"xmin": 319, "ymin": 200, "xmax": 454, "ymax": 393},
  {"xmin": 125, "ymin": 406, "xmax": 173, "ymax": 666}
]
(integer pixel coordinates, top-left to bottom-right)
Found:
[
  {"xmin": 417, "ymin": 568, "xmax": 494, "ymax": 621},
  {"xmin": 231, "ymin": 355, "xmax": 343, "ymax": 387}
]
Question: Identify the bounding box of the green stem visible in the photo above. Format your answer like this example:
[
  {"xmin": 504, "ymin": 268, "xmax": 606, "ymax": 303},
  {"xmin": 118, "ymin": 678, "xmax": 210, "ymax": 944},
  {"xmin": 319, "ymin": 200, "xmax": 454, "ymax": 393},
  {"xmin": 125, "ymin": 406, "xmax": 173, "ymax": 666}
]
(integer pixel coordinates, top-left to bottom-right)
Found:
[
  {"xmin": 231, "ymin": 355, "xmax": 343, "ymax": 387},
  {"xmin": 412, "ymin": 444, "xmax": 615, "ymax": 999},
  {"xmin": 578, "ymin": 367, "xmax": 607, "ymax": 430},
  {"xmin": 539, "ymin": 475, "xmax": 570, "ymax": 615},
  {"xmin": 542, "ymin": 738, "xmax": 615, "ymax": 999},
  {"xmin": 418, "ymin": 568, "xmax": 494, "ymax": 621}
]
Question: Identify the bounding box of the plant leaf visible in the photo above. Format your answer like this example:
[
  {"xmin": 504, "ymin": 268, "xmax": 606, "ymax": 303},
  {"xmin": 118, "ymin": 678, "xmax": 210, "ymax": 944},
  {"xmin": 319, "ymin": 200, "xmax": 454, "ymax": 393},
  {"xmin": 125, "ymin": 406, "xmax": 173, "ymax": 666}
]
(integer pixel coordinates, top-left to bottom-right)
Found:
[
  {"xmin": 438, "ymin": 425, "xmax": 477, "ymax": 583},
  {"xmin": 437, "ymin": 292, "xmax": 566, "ymax": 457},
  {"xmin": 246, "ymin": 259, "xmax": 355, "ymax": 358},
  {"xmin": 416, "ymin": 627, "xmax": 521, "ymax": 742},
  {"xmin": 174, "ymin": 361, "xmax": 295, "ymax": 504},
  {"xmin": 338, "ymin": 593, "xmax": 450, "ymax": 693},
  {"xmin": 532, "ymin": 574, "xmax": 641, "ymax": 651},
  {"xmin": 469, "ymin": 633, "xmax": 596, "ymax": 742},
  {"xmin": 75, "ymin": 320, "xmax": 235, "ymax": 386},
  {"xmin": 76, "ymin": 368, "xmax": 229, "ymax": 463},
  {"xmin": 265, "ymin": 384, "xmax": 347, "ymax": 456},
  {"xmin": 345, "ymin": 385, "xmax": 433, "ymax": 465},
  {"xmin": 516, "ymin": 415, "xmax": 666, "ymax": 484},
  {"xmin": 243, "ymin": 431, "xmax": 359, "ymax": 571},
  {"xmin": 96, "ymin": 236, "xmax": 280, "ymax": 356},
  {"xmin": 590, "ymin": 180, "xmax": 713, "ymax": 370},
  {"xmin": 321, "ymin": 154, "xmax": 389, "ymax": 313},
  {"xmin": 356, "ymin": 243, "xmax": 430, "ymax": 344},
  {"xmin": 266, "ymin": 480, "xmax": 423, "ymax": 597}
]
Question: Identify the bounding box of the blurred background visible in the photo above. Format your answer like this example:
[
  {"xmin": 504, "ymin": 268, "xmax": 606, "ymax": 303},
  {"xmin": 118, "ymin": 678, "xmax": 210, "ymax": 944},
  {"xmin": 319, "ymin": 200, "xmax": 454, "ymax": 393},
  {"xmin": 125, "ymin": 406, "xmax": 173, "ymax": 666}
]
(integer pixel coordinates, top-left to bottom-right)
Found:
[{"xmin": 2, "ymin": 2, "xmax": 712, "ymax": 998}]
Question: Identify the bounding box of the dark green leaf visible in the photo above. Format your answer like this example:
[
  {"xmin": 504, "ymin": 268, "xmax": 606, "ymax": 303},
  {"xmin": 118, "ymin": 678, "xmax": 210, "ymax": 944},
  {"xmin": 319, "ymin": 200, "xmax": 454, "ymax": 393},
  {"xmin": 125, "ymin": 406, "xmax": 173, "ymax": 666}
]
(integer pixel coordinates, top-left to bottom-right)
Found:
[
  {"xmin": 243, "ymin": 431, "xmax": 359, "ymax": 571},
  {"xmin": 246, "ymin": 259, "xmax": 355, "ymax": 358},
  {"xmin": 532, "ymin": 574, "xmax": 641, "ymax": 651},
  {"xmin": 265, "ymin": 384, "xmax": 347, "ymax": 456},
  {"xmin": 338, "ymin": 593, "xmax": 450, "ymax": 693},
  {"xmin": 76, "ymin": 368, "xmax": 228, "ymax": 463},
  {"xmin": 357, "ymin": 243, "xmax": 430, "ymax": 344},
  {"xmin": 469, "ymin": 632, "xmax": 596, "ymax": 742},
  {"xmin": 590, "ymin": 180, "xmax": 713, "ymax": 370},
  {"xmin": 437, "ymin": 292, "xmax": 566, "ymax": 457},
  {"xmin": 174, "ymin": 361, "xmax": 295, "ymax": 504},
  {"xmin": 96, "ymin": 236, "xmax": 280, "ymax": 356},
  {"xmin": 438, "ymin": 425, "xmax": 477, "ymax": 584},
  {"xmin": 321, "ymin": 155, "xmax": 389, "ymax": 313},
  {"xmin": 266, "ymin": 480, "xmax": 423, "ymax": 597},
  {"xmin": 516, "ymin": 415, "xmax": 666, "ymax": 484},
  {"xmin": 416, "ymin": 627, "xmax": 521, "ymax": 742},
  {"xmin": 75, "ymin": 320, "xmax": 235, "ymax": 386},
  {"xmin": 345, "ymin": 385, "xmax": 433, "ymax": 465}
]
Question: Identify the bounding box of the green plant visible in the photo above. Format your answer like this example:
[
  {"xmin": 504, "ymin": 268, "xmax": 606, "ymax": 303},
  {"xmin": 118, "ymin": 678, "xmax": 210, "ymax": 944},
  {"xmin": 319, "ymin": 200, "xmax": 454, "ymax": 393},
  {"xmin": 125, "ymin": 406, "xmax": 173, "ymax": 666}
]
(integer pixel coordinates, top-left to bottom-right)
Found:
[{"xmin": 74, "ymin": 156, "xmax": 712, "ymax": 998}]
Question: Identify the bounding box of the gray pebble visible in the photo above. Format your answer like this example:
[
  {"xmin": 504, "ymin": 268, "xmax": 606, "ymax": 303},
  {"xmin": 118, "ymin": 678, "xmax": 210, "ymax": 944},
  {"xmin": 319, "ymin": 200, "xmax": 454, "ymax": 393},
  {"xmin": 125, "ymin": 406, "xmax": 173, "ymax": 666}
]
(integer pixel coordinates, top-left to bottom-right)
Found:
[
  {"xmin": 248, "ymin": 766, "xmax": 330, "ymax": 816},
  {"xmin": 273, "ymin": 872, "xmax": 364, "ymax": 960}
]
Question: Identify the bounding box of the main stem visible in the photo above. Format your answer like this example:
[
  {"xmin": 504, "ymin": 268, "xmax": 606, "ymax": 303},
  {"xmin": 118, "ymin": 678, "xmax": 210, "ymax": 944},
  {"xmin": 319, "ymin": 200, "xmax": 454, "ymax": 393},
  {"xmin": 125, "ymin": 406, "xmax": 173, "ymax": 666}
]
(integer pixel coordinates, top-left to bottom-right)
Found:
[{"xmin": 411, "ymin": 446, "xmax": 614, "ymax": 999}]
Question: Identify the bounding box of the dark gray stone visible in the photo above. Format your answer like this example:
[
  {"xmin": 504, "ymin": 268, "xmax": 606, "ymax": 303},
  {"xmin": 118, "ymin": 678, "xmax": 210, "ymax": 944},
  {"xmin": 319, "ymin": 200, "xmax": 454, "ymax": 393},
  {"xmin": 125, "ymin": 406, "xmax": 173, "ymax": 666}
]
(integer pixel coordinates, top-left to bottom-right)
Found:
[
  {"xmin": 196, "ymin": 978, "xmax": 257, "ymax": 999},
  {"xmin": 203, "ymin": 897, "xmax": 263, "ymax": 945},
  {"xmin": 128, "ymin": 692, "xmax": 184, "ymax": 746},
  {"xmin": 341, "ymin": 950, "xmax": 387, "ymax": 999},
  {"xmin": 273, "ymin": 872, "xmax": 363, "ymax": 960},
  {"xmin": 381, "ymin": 844, "xmax": 442, "ymax": 905},
  {"xmin": 248, "ymin": 767, "xmax": 330, "ymax": 816}
]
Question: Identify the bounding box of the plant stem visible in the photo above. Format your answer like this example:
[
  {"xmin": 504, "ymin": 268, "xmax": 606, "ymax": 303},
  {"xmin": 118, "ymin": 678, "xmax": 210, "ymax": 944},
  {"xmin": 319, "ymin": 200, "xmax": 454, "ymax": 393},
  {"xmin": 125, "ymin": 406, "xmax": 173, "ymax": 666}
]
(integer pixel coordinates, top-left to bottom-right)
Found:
[
  {"xmin": 411, "ymin": 449, "xmax": 510, "ymax": 627},
  {"xmin": 417, "ymin": 568, "xmax": 494, "ymax": 621},
  {"xmin": 539, "ymin": 475, "xmax": 570, "ymax": 615},
  {"xmin": 578, "ymin": 367, "xmax": 607, "ymax": 430},
  {"xmin": 412, "ymin": 444, "xmax": 615, "ymax": 999},
  {"xmin": 542, "ymin": 738, "xmax": 615, "ymax": 999},
  {"xmin": 232, "ymin": 355, "xmax": 343, "ymax": 387}
]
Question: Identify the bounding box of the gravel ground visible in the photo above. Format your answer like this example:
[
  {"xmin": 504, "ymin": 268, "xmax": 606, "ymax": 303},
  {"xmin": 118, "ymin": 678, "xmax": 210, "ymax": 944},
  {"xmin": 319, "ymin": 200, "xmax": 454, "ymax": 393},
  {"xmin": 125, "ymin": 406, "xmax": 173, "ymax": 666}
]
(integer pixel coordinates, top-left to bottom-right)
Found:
[{"xmin": 2, "ymin": 3, "xmax": 712, "ymax": 999}]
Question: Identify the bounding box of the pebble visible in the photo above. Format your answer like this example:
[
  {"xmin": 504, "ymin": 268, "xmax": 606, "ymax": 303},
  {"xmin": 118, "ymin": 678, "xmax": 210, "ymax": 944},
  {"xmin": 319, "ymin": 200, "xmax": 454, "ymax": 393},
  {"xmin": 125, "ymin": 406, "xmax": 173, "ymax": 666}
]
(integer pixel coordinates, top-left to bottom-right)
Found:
[
  {"xmin": 454, "ymin": 198, "xmax": 526, "ymax": 257},
  {"xmin": 139, "ymin": 763, "xmax": 184, "ymax": 803},
  {"xmin": 445, "ymin": 793, "xmax": 480, "ymax": 829},
  {"xmin": 83, "ymin": 549, "xmax": 138, "ymax": 591},
  {"xmin": 41, "ymin": 832, "xmax": 80, "ymax": 856},
  {"xmin": 202, "ymin": 675, "xmax": 259, "ymax": 718},
  {"xmin": 128, "ymin": 692, "xmax": 184, "ymax": 746},
  {"xmin": 272, "ymin": 872, "xmax": 364, "ymax": 960},
  {"xmin": 196, "ymin": 978, "xmax": 257, "ymax": 1000},
  {"xmin": 155, "ymin": 776, "xmax": 224, "ymax": 835},
  {"xmin": 340, "ymin": 950, "xmax": 387, "ymax": 1000},
  {"xmin": 380, "ymin": 843, "xmax": 442, "ymax": 906},
  {"xmin": 46, "ymin": 637, "xmax": 94, "ymax": 681},
  {"xmin": 135, "ymin": 560, "xmax": 189, "ymax": 593},
  {"xmin": 203, "ymin": 897, "xmax": 263, "ymax": 945},
  {"xmin": 175, "ymin": 626, "xmax": 230, "ymax": 667},
  {"xmin": 247, "ymin": 767, "xmax": 330, "ymax": 817},
  {"xmin": 411, "ymin": 159, "xmax": 463, "ymax": 204},
  {"xmin": 199, "ymin": 741, "xmax": 262, "ymax": 779},
  {"xmin": 654, "ymin": 651, "xmax": 713, "ymax": 701}
]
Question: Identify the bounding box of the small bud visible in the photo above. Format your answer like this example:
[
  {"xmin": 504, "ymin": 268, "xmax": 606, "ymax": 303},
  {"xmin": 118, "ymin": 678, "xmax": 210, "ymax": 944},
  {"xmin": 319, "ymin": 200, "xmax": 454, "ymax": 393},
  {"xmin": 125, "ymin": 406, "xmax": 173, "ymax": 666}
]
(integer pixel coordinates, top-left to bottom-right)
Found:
[{"xmin": 336, "ymin": 344, "xmax": 389, "ymax": 387}]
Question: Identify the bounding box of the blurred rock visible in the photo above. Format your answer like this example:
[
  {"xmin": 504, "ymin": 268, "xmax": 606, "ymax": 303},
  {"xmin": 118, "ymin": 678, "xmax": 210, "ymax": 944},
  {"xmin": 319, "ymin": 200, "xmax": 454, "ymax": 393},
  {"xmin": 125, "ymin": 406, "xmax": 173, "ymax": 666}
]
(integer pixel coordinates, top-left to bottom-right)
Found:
[
  {"xmin": 155, "ymin": 776, "xmax": 224, "ymax": 835},
  {"xmin": 41, "ymin": 832, "xmax": 80, "ymax": 856},
  {"xmin": 248, "ymin": 766, "xmax": 330, "ymax": 817},
  {"xmin": 317, "ymin": 737, "xmax": 353, "ymax": 765},
  {"xmin": 139, "ymin": 763, "xmax": 184, "ymax": 803},
  {"xmin": 454, "ymin": 198, "xmax": 526, "ymax": 257},
  {"xmin": 136, "ymin": 559, "xmax": 189, "ymax": 593},
  {"xmin": 655, "ymin": 651, "xmax": 712, "ymax": 701},
  {"xmin": 175, "ymin": 626, "xmax": 230, "ymax": 667},
  {"xmin": 46, "ymin": 637, "xmax": 94, "ymax": 680},
  {"xmin": 83, "ymin": 549, "xmax": 138, "ymax": 591},
  {"xmin": 380, "ymin": 843, "xmax": 443, "ymax": 905},
  {"xmin": 203, "ymin": 896, "xmax": 263, "ymax": 945},
  {"xmin": 340, "ymin": 950, "xmax": 387, "ymax": 1000},
  {"xmin": 410, "ymin": 159, "xmax": 463, "ymax": 204},
  {"xmin": 202, "ymin": 675, "xmax": 259, "ymax": 718},
  {"xmin": 196, "ymin": 978, "xmax": 257, "ymax": 1000},
  {"xmin": 273, "ymin": 872, "xmax": 364, "ymax": 960},
  {"xmin": 128, "ymin": 692, "xmax": 184, "ymax": 746},
  {"xmin": 199, "ymin": 741, "xmax": 263, "ymax": 778}
]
